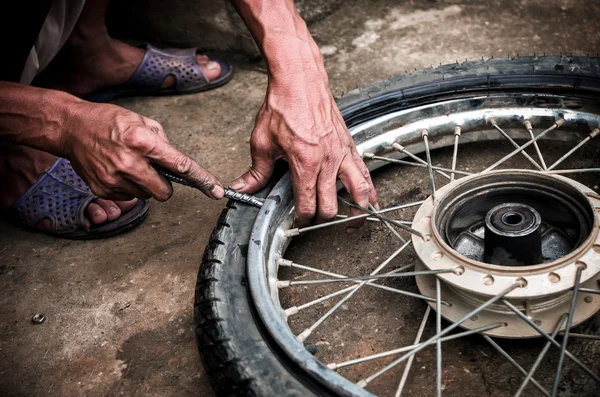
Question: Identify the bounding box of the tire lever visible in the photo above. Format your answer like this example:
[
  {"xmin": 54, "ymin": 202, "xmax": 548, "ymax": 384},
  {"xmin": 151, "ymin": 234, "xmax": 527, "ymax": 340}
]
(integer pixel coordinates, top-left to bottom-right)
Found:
[{"xmin": 152, "ymin": 164, "xmax": 265, "ymax": 208}]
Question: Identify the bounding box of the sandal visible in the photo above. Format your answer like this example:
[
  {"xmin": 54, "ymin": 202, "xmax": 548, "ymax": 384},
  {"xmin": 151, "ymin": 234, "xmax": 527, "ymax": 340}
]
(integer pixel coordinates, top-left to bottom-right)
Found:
[
  {"xmin": 9, "ymin": 158, "xmax": 150, "ymax": 240},
  {"xmin": 87, "ymin": 44, "xmax": 233, "ymax": 103}
]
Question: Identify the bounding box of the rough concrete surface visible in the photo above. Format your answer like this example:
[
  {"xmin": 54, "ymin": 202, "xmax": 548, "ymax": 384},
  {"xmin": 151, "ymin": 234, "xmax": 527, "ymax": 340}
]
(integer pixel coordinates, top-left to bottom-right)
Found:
[{"xmin": 1, "ymin": 0, "xmax": 599, "ymax": 396}]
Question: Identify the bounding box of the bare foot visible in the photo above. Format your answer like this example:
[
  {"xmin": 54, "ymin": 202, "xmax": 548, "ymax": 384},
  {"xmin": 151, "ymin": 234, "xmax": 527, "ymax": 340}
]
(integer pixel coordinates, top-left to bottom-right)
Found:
[
  {"xmin": 0, "ymin": 144, "xmax": 139, "ymax": 231},
  {"xmin": 35, "ymin": 35, "xmax": 222, "ymax": 97}
]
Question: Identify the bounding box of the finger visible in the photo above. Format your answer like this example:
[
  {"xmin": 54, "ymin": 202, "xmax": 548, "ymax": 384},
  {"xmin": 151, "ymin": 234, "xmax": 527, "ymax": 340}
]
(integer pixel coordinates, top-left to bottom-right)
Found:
[
  {"xmin": 86, "ymin": 202, "xmax": 108, "ymax": 225},
  {"xmin": 338, "ymin": 156, "xmax": 372, "ymax": 232},
  {"xmin": 351, "ymin": 149, "xmax": 378, "ymax": 208},
  {"xmin": 115, "ymin": 198, "xmax": 139, "ymax": 213},
  {"xmin": 230, "ymin": 140, "xmax": 276, "ymax": 194},
  {"xmin": 290, "ymin": 161, "xmax": 319, "ymax": 228},
  {"xmin": 94, "ymin": 198, "xmax": 121, "ymax": 221},
  {"xmin": 315, "ymin": 166, "xmax": 338, "ymax": 223},
  {"xmin": 149, "ymin": 141, "xmax": 224, "ymax": 199},
  {"xmin": 125, "ymin": 163, "xmax": 174, "ymax": 202}
]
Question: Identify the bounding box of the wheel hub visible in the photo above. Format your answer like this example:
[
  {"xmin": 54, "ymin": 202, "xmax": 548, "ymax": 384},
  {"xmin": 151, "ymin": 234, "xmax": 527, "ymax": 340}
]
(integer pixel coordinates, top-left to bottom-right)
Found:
[{"xmin": 412, "ymin": 170, "xmax": 600, "ymax": 338}]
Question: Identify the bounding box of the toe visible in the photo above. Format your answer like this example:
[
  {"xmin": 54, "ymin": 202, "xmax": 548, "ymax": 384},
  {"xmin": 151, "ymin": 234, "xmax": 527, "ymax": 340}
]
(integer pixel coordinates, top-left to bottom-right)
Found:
[
  {"xmin": 200, "ymin": 60, "xmax": 222, "ymax": 81},
  {"xmin": 86, "ymin": 202, "xmax": 108, "ymax": 224},
  {"xmin": 37, "ymin": 218, "xmax": 52, "ymax": 231},
  {"xmin": 94, "ymin": 198, "xmax": 121, "ymax": 221},
  {"xmin": 196, "ymin": 54, "xmax": 210, "ymax": 65},
  {"xmin": 115, "ymin": 198, "xmax": 139, "ymax": 213}
]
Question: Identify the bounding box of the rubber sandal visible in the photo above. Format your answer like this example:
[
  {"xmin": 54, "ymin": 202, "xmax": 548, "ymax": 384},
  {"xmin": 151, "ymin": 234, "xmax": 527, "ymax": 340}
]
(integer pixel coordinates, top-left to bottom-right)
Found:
[
  {"xmin": 9, "ymin": 158, "xmax": 150, "ymax": 240},
  {"xmin": 87, "ymin": 44, "xmax": 233, "ymax": 103}
]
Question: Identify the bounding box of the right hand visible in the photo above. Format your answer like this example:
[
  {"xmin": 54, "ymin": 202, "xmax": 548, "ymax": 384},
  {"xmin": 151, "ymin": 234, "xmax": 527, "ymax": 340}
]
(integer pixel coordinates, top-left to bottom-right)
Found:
[{"xmin": 62, "ymin": 101, "xmax": 224, "ymax": 201}]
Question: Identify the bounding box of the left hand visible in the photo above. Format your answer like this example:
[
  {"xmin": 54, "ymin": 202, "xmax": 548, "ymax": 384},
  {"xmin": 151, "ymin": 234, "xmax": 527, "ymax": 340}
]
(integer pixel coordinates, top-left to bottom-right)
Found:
[{"xmin": 230, "ymin": 74, "xmax": 378, "ymax": 230}]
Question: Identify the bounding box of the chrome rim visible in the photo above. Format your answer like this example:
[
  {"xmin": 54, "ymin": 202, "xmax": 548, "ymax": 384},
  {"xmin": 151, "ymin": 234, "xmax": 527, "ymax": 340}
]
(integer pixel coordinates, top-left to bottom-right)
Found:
[{"xmin": 247, "ymin": 94, "xmax": 600, "ymax": 396}]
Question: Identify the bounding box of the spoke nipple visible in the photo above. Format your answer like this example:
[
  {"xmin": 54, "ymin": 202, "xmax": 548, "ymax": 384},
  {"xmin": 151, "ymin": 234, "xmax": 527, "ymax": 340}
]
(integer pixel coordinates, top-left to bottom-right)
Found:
[
  {"xmin": 554, "ymin": 118, "xmax": 566, "ymax": 127},
  {"xmin": 285, "ymin": 306, "xmax": 299, "ymax": 317},
  {"xmin": 486, "ymin": 118, "xmax": 497, "ymax": 126},
  {"xmin": 516, "ymin": 277, "xmax": 528, "ymax": 288},
  {"xmin": 420, "ymin": 128, "xmax": 429, "ymax": 137},
  {"xmin": 392, "ymin": 142, "xmax": 405, "ymax": 152},
  {"xmin": 277, "ymin": 280, "xmax": 291, "ymax": 289},
  {"xmin": 523, "ymin": 120, "xmax": 533, "ymax": 132},
  {"xmin": 357, "ymin": 380, "xmax": 368, "ymax": 388},
  {"xmin": 362, "ymin": 152, "xmax": 375, "ymax": 159},
  {"xmin": 284, "ymin": 228, "xmax": 300, "ymax": 237},
  {"xmin": 327, "ymin": 363, "xmax": 338, "ymax": 370},
  {"xmin": 278, "ymin": 258, "xmax": 293, "ymax": 267},
  {"xmin": 589, "ymin": 128, "xmax": 600, "ymax": 139},
  {"xmin": 453, "ymin": 126, "xmax": 462, "ymax": 136},
  {"xmin": 297, "ymin": 328, "xmax": 311, "ymax": 342}
]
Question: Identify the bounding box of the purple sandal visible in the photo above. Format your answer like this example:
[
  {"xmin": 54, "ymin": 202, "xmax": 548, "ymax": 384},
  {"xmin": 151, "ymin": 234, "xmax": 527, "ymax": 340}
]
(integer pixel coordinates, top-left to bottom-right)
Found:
[
  {"xmin": 9, "ymin": 158, "xmax": 150, "ymax": 240},
  {"xmin": 87, "ymin": 44, "xmax": 233, "ymax": 103}
]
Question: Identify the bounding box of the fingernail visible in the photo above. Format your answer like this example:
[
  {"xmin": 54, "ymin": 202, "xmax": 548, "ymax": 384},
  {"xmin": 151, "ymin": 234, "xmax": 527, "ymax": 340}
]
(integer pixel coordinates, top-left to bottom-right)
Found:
[
  {"xmin": 230, "ymin": 178, "xmax": 246, "ymax": 191},
  {"xmin": 211, "ymin": 185, "xmax": 225, "ymax": 200},
  {"xmin": 94, "ymin": 210, "xmax": 103, "ymax": 217},
  {"xmin": 207, "ymin": 61, "xmax": 219, "ymax": 71},
  {"xmin": 109, "ymin": 206, "xmax": 118, "ymax": 214},
  {"xmin": 345, "ymin": 227, "xmax": 358, "ymax": 234}
]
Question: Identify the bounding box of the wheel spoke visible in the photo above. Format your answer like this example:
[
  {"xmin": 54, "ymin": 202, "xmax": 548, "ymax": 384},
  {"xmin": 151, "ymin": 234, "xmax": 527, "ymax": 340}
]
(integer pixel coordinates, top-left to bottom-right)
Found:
[
  {"xmin": 502, "ymin": 299, "xmax": 600, "ymax": 383},
  {"xmin": 450, "ymin": 127, "xmax": 461, "ymax": 182},
  {"xmin": 542, "ymin": 168, "xmax": 600, "ymax": 175},
  {"xmin": 278, "ymin": 257, "xmax": 449, "ymax": 311},
  {"xmin": 579, "ymin": 288, "xmax": 600, "ymax": 295},
  {"xmin": 394, "ymin": 306, "xmax": 431, "ymax": 397},
  {"xmin": 357, "ymin": 283, "xmax": 521, "ymax": 388},
  {"xmin": 392, "ymin": 143, "xmax": 452, "ymax": 180},
  {"xmin": 547, "ymin": 128, "xmax": 599, "ymax": 170},
  {"xmin": 515, "ymin": 314, "xmax": 568, "ymax": 397},
  {"xmin": 435, "ymin": 278, "xmax": 442, "ymax": 397},
  {"xmin": 483, "ymin": 119, "xmax": 564, "ymax": 172},
  {"xmin": 551, "ymin": 266, "xmax": 584, "ymax": 396},
  {"xmin": 524, "ymin": 120, "xmax": 548, "ymax": 170},
  {"xmin": 490, "ymin": 120, "xmax": 544, "ymax": 170},
  {"xmin": 335, "ymin": 214, "xmax": 413, "ymax": 225},
  {"xmin": 422, "ymin": 129, "xmax": 437, "ymax": 199},
  {"xmin": 363, "ymin": 154, "xmax": 472, "ymax": 178},
  {"xmin": 483, "ymin": 335, "xmax": 550, "ymax": 397},
  {"xmin": 328, "ymin": 322, "xmax": 505, "ymax": 370},
  {"xmin": 295, "ymin": 241, "xmax": 412, "ymax": 342},
  {"xmin": 285, "ymin": 201, "xmax": 425, "ymax": 237},
  {"xmin": 558, "ymin": 333, "xmax": 600, "ymax": 340}
]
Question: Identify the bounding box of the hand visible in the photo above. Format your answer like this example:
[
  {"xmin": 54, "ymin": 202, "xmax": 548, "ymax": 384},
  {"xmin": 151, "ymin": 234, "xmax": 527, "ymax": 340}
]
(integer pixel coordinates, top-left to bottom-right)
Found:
[
  {"xmin": 230, "ymin": 77, "xmax": 378, "ymax": 230},
  {"xmin": 62, "ymin": 101, "xmax": 224, "ymax": 201}
]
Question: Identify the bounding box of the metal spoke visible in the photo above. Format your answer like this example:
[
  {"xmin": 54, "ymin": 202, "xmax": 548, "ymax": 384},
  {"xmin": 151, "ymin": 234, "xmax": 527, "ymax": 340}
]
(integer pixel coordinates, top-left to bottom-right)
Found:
[
  {"xmin": 392, "ymin": 143, "xmax": 452, "ymax": 180},
  {"xmin": 542, "ymin": 168, "xmax": 600, "ymax": 175},
  {"xmin": 579, "ymin": 288, "xmax": 600, "ymax": 294},
  {"xmin": 363, "ymin": 154, "xmax": 472, "ymax": 178},
  {"xmin": 394, "ymin": 306, "xmax": 431, "ymax": 397},
  {"xmin": 278, "ymin": 257, "xmax": 449, "ymax": 312},
  {"xmin": 515, "ymin": 314, "xmax": 568, "ymax": 397},
  {"xmin": 335, "ymin": 214, "xmax": 412, "ymax": 225},
  {"xmin": 422, "ymin": 129, "xmax": 437, "ymax": 199},
  {"xmin": 295, "ymin": 241, "xmax": 411, "ymax": 342},
  {"xmin": 278, "ymin": 268, "xmax": 455, "ymax": 288},
  {"xmin": 357, "ymin": 283, "xmax": 521, "ymax": 388},
  {"xmin": 337, "ymin": 197, "xmax": 424, "ymax": 239},
  {"xmin": 502, "ymin": 299, "xmax": 600, "ymax": 383},
  {"xmin": 483, "ymin": 335, "xmax": 550, "ymax": 397},
  {"xmin": 547, "ymin": 128, "xmax": 599, "ymax": 170},
  {"xmin": 435, "ymin": 278, "xmax": 442, "ymax": 397},
  {"xmin": 558, "ymin": 333, "xmax": 600, "ymax": 340},
  {"xmin": 551, "ymin": 265, "xmax": 584, "ymax": 396},
  {"xmin": 524, "ymin": 120, "xmax": 548, "ymax": 170},
  {"xmin": 450, "ymin": 127, "xmax": 461, "ymax": 182},
  {"xmin": 328, "ymin": 322, "xmax": 505, "ymax": 370},
  {"xmin": 490, "ymin": 120, "xmax": 544, "ymax": 170},
  {"xmin": 483, "ymin": 119, "xmax": 564, "ymax": 172},
  {"xmin": 285, "ymin": 201, "xmax": 425, "ymax": 237}
]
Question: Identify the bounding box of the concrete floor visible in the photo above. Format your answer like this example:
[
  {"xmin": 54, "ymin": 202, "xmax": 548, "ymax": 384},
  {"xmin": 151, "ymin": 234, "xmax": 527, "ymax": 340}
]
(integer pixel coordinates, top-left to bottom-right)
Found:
[{"xmin": 1, "ymin": 0, "xmax": 599, "ymax": 396}]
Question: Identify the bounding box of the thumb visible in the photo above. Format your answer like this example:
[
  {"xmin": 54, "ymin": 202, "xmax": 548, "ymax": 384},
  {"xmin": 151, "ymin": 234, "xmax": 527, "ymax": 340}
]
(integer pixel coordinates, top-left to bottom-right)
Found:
[{"xmin": 230, "ymin": 151, "xmax": 275, "ymax": 194}]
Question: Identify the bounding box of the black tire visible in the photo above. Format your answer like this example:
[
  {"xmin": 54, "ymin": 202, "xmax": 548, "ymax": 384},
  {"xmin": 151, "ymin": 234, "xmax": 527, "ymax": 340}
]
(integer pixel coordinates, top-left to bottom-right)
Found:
[{"xmin": 194, "ymin": 56, "xmax": 600, "ymax": 397}]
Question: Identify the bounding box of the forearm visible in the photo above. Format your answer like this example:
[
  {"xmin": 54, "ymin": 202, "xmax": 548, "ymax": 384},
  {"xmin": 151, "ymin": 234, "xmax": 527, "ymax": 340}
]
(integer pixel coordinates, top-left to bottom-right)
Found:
[
  {"xmin": 231, "ymin": 0, "xmax": 328, "ymax": 87},
  {"xmin": 0, "ymin": 82, "xmax": 79, "ymax": 155}
]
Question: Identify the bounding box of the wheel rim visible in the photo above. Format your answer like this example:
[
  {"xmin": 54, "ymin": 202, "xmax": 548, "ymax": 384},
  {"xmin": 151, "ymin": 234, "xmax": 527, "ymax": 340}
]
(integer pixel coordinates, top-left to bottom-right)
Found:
[{"xmin": 247, "ymin": 93, "xmax": 600, "ymax": 396}]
